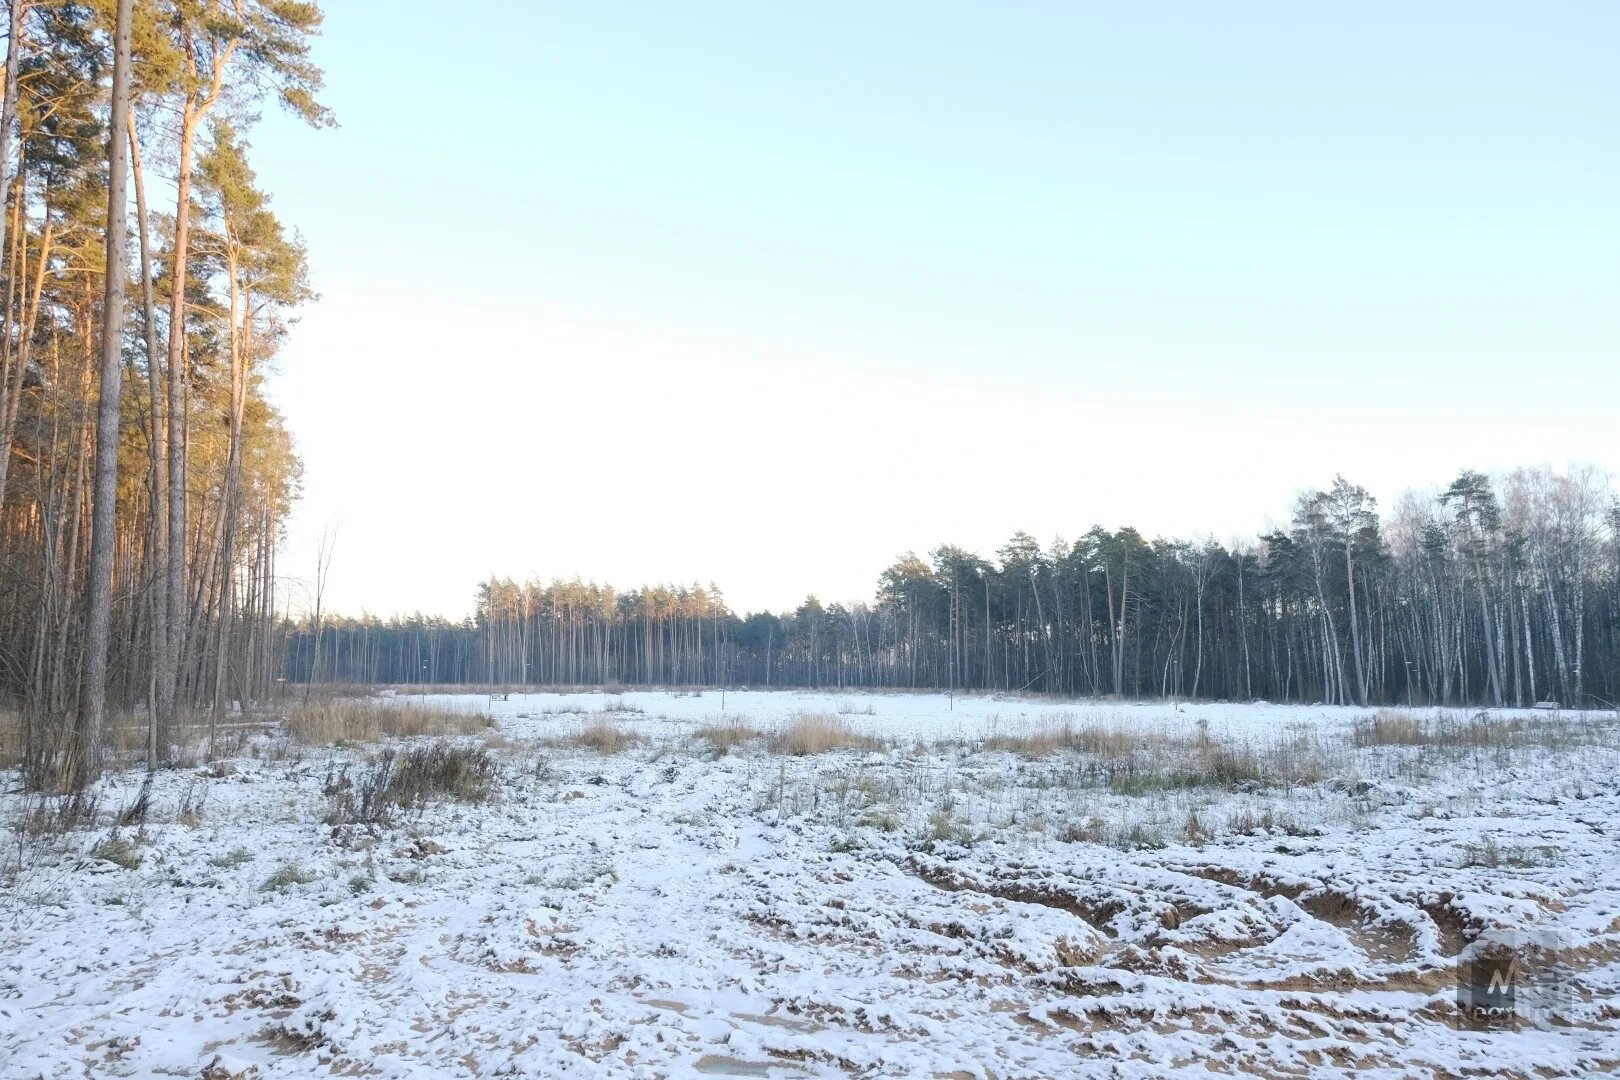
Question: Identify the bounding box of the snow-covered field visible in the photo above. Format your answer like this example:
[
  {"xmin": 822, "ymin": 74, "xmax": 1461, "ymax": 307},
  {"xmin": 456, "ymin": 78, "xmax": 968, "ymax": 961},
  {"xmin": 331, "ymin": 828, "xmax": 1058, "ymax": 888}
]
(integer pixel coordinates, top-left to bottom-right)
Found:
[{"xmin": 4, "ymin": 690, "xmax": 1619, "ymax": 1078}]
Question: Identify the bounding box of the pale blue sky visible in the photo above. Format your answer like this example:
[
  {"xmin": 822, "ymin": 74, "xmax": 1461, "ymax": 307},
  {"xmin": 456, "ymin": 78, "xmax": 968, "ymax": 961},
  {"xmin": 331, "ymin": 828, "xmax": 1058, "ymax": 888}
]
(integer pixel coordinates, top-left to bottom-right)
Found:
[{"xmin": 252, "ymin": 2, "xmax": 1619, "ymax": 617}]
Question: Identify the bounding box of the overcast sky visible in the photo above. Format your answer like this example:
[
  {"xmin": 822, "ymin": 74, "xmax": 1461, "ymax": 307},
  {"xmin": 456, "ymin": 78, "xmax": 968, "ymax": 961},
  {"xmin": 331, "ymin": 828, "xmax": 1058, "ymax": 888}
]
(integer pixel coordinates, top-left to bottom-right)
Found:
[{"xmin": 248, "ymin": 2, "xmax": 1619, "ymax": 618}]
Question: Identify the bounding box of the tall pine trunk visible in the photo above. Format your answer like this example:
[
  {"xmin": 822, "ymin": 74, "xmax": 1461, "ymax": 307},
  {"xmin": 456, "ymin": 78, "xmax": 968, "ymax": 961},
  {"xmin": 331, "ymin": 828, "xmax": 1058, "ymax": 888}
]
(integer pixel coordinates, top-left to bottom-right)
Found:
[
  {"xmin": 73, "ymin": 0, "xmax": 134, "ymax": 789},
  {"xmin": 156, "ymin": 111, "xmax": 201, "ymax": 750},
  {"xmin": 128, "ymin": 118, "xmax": 166, "ymax": 768}
]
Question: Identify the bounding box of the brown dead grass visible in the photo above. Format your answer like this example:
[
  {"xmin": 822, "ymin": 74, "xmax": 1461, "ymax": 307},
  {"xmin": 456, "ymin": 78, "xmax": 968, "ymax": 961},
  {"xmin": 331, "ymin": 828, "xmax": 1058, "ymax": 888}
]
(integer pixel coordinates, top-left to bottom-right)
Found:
[
  {"xmin": 693, "ymin": 715, "xmax": 760, "ymax": 754},
  {"xmin": 1354, "ymin": 709, "xmax": 1428, "ymax": 745},
  {"xmin": 770, "ymin": 713, "xmax": 882, "ymax": 756},
  {"xmin": 981, "ymin": 716, "xmax": 1327, "ymax": 793},
  {"xmin": 543, "ymin": 717, "xmax": 643, "ymax": 754},
  {"xmin": 984, "ymin": 720, "xmax": 1163, "ymax": 760},
  {"xmin": 1353, "ymin": 708, "xmax": 1606, "ymax": 750},
  {"xmin": 0, "ymin": 708, "xmax": 20, "ymax": 770},
  {"xmin": 287, "ymin": 699, "xmax": 492, "ymax": 745}
]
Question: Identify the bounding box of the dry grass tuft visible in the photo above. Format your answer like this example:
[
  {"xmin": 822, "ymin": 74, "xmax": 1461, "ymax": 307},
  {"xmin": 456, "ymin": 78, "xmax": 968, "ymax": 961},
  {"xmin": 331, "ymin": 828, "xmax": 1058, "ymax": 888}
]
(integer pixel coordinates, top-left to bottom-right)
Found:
[
  {"xmin": 544, "ymin": 717, "xmax": 643, "ymax": 755},
  {"xmin": 91, "ymin": 833, "xmax": 143, "ymax": 869},
  {"xmin": 977, "ymin": 714, "xmax": 1326, "ymax": 793},
  {"xmin": 1352, "ymin": 708, "xmax": 1606, "ymax": 750},
  {"xmin": 261, "ymin": 860, "xmax": 319, "ymax": 891},
  {"xmin": 1355, "ymin": 709, "xmax": 1427, "ymax": 745},
  {"xmin": 693, "ymin": 716, "xmax": 760, "ymax": 754},
  {"xmin": 287, "ymin": 699, "xmax": 491, "ymax": 745},
  {"xmin": 1104, "ymin": 738, "xmax": 1317, "ymax": 794},
  {"xmin": 984, "ymin": 719, "xmax": 1159, "ymax": 760},
  {"xmin": 771, "ymin": 713, "xmax": 882, "ymax": 756}
]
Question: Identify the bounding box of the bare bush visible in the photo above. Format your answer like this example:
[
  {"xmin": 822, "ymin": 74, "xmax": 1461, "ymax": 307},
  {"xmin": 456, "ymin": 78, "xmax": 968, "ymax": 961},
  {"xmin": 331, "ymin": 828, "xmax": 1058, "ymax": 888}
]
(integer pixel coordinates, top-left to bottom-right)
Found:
[
  {"xmin": 323, "ymin": 756, "xmax": 395, "ymax": 827},
  {"xmin": 1225, "ymin": 807, "xmax": 1314, "ymax": 836},
  {"xmin": 389, "ymin": 742, "xmax": 497, "ymax": 807},
  {"xmin": 114, "ymin": 773, "xmax": 154, "ymax": 827},
  {"xmin": 325, "ymin": 740, "xmax": 497, "ymax": 826},
  {"xmin": 288, "ymin": 699, "xmax": 491, "ymax": 745},
  {"xmin": 11, "ymin": 789, "xmax": 101, "ymax": 838},
  {"xmin": 771, "ymin": 713, "xmax": 881, "ymax": 756}
]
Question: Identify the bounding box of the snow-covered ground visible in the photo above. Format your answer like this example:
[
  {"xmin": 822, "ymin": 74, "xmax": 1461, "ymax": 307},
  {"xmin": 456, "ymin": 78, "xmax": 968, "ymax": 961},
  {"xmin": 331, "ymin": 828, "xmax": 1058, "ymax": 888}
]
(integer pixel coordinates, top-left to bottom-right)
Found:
[{"xmin": 4, "ymin": 691, "xmax": 1619, "ymax": 1078}]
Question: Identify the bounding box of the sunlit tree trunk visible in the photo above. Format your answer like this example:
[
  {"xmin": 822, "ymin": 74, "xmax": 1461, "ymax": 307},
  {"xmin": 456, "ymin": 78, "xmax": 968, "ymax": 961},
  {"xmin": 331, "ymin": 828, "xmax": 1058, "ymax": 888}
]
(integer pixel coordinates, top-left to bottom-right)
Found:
[{"xmin": 73, "ymin": 0, "xmax": 134, "ymax": 788}]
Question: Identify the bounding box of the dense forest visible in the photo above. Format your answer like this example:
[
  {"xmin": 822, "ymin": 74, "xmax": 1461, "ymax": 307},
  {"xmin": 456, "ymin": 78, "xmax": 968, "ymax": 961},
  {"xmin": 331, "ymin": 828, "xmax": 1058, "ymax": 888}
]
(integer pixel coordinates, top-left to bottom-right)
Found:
[
  {"xmin": 290, "ymin": 467, "xmax": 1620, "ymax": 710},
  {"xmin": 0, "ymin": 1, "xmax": 327, "ymax": 788}
]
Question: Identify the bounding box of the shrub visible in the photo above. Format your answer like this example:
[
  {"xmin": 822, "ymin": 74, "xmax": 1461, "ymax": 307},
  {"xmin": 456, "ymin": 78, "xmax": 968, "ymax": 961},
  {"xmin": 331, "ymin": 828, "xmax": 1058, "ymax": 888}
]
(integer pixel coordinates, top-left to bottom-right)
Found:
[
  {"xmin": 771, "ymin": 713, "xmax": 881, "ymax": 756},
  {"xmin": 325, "ymin": 740, "xmax": 497, "ymax": 826},
  {"xmin": 392, "ymin": 741, "xmax": 496, "ymax": 806},
  {"xmin": 324, "ymin": 756, "xmax": 395, "ymax": 827}
]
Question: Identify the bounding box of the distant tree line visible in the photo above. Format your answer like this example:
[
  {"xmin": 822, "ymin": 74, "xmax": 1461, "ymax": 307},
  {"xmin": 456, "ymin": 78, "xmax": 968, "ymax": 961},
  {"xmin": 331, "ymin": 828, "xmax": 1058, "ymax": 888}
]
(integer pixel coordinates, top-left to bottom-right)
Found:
[{"xmin": 285, "ymin": 466, "xmax": 1620, "ymax": 709}]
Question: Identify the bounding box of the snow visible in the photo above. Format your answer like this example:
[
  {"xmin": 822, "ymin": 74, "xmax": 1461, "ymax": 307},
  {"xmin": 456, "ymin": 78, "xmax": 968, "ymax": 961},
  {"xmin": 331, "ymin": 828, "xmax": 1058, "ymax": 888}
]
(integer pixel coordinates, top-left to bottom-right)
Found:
[{"xmin": 3, "ymin": 691, "xmax": 1618, "ymax": 1078}]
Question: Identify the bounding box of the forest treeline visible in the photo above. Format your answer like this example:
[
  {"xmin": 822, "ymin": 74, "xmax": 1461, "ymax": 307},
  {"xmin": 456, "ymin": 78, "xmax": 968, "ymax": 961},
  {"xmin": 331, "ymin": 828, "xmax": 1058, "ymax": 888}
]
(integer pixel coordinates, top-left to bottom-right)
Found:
[
  {"xmin": 0, "ymin": 2, "xmax": 328, "ymax": 788},
  {"xmin": 3, "ymin": 5, "xmax": 1617, "ymax": 796},
  {"xmin": 289, "ymin": 467, "xmax": 1620, "ymax": 711}
]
